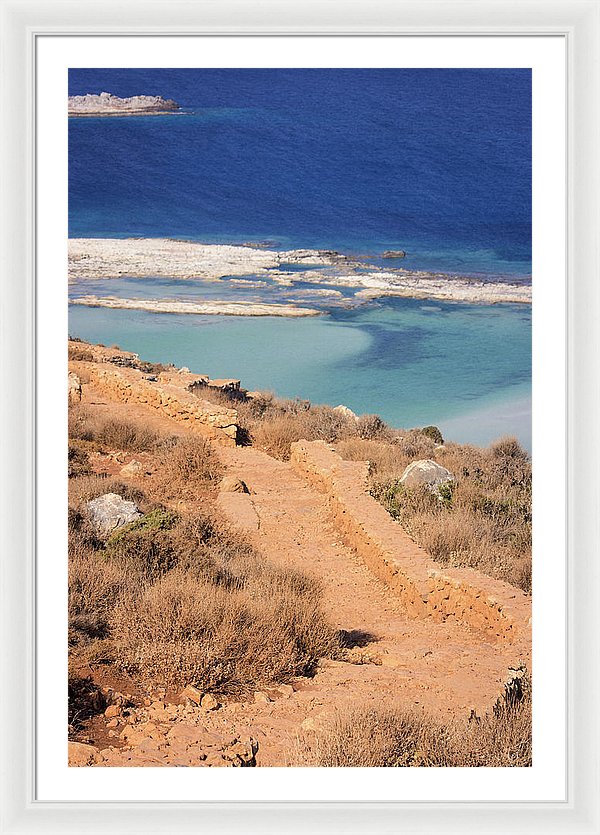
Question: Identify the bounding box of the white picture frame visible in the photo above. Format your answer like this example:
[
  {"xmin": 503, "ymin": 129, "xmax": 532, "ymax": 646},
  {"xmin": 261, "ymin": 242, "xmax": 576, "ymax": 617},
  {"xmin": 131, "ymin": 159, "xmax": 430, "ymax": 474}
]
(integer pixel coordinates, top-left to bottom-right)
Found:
[{"xmin": 1, "ymin": 1, "xmax": 599, "ymax": 833}]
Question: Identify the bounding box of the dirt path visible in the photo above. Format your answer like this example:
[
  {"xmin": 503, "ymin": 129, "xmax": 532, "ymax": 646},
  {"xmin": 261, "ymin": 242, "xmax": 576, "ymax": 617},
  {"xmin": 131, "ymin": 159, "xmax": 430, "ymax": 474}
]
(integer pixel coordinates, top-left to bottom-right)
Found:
[
  {"xmin": 73, "ymin": 385, "xmax": 525, "ymax": 767},
  {"xmin": 201, "ymin": 445, "xmax": 519, "ymax": 764}
]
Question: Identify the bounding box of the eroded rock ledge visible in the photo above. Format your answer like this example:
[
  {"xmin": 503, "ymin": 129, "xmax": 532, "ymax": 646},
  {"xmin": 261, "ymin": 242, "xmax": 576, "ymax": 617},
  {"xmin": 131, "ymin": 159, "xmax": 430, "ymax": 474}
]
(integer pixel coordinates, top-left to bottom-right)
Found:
[
  {"xmin": 68, "ymin": 92, "xmax": 179, "ymax": 116},
  {"xmin": 290, "ymin": 439, "xmax": 531, "ymax": 659}
]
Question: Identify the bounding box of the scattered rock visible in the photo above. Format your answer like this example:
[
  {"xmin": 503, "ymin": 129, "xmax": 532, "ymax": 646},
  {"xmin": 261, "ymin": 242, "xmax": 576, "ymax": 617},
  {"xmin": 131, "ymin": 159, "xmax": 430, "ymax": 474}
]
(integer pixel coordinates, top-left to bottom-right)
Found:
[
  {"xmin": 104, "ymin": 704, "xmax": 121, "ymax": 719},
  {"xmin": 276, "ymin": 684, "xmax": 295, "ymax": 699},
  {"xmin": 85, "ymin": 493, "xmax": 142, "ymax": 536},
  {"xmin": 399, "ymin": 459, "xmax": 454, "ymax": 491},
  {"xmin": 181, "ymin": 684, "xmax": 203, "ymax": 706},
  {"xmin": 223, "ymin": 738, "xmax": 258, "ymax": 767},
  {"xmin": 106, "ymin": 718, "xmax": 119, "ymax": 729},
  {"xmin": 254, "ymin": 691, "xmax": 272, "ymax": 704},
  {"xmin": 200, "ymin": 694, "xmax": 220, "ymax": 712},
  {"xmin": 120, "ymin": 459, "xmax": 144, "ymax": 477},
  {"xmin": 68, "ymin": 741, "xmax": 99, "ymax": 767},
  {"xmin": 68, "ymin": 372, "xmax": 82, "ymax": 403},
  {"xmin": 219, "ymin": 476, "xmax": 250, "ymax": 494},
  {"xmin": 119, "ymin": 725, "xmax": 149, "ymax": 747}
]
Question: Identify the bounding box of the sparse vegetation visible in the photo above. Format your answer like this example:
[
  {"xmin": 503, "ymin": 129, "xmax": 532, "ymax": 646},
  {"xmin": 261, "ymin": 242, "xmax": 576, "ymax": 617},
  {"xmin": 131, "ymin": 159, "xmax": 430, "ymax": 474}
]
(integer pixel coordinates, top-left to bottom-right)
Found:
[
  {"xmin": 191, "ymin": 387, "xmax": 393, "ymax": 460},
  {"xmin": 153, "ymin": 434, "xmax": 223, "ymax": 498},
  {"xmin": 68, "ymin": 402, "xmax": 340, "ymax": 704},
  {"xmin": 68, "ymin": 405, "xmax": 160, "ymax": 451},
  {"xmin": 67, "ymin": 340, "xmax": 531, "ymax": 766},
  {"xmin": 338, "ymin": 434, "xmax": 531, "ymax": 592},
  {"xmin": 297, "ymin": 675, "xmax": 532, "ymax": 767}
]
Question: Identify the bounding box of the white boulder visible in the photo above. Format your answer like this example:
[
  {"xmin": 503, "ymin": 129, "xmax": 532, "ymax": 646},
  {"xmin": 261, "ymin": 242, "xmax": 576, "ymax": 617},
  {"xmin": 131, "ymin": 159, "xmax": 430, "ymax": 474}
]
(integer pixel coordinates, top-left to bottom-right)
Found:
[{"xmin": 399, "ymin": 459, "xmax": 454, "ymax": 491}]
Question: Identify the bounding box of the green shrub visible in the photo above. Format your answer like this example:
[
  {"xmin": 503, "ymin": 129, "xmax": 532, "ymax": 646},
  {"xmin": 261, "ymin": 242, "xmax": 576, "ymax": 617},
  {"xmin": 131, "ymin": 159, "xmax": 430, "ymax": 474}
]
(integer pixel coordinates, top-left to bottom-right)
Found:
[{"xmin": 420, "ymin": 425, "xmax": 444, "ymax": 444}]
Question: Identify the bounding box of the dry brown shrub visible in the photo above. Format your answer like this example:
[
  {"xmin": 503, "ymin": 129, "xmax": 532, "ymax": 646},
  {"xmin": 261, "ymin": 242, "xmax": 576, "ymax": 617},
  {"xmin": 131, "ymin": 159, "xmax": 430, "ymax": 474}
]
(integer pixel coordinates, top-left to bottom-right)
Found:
[
  {"xmin": 356, "ymin": 413, "xmax": 392, "ymax": 441},
  {"xmin": 394, "ymin": 429, "xmax": 438, "ymax": 460},
  {"xmin": 336, "ymin": 437, "xmax": 412, "ymax": 481},
  {"xmin": 68, "ymin": 346, "xmax": 94, "ymax": 362},
  {"xmin": 296, "ymin": 677, "xmax": 531, "ymax": 767},
  {"xmin": 68, "ymin": 545, "xmax": 132, "ymax": 646},
  {"xmin": 152, "ymin": 435, "xmax": 223, "ymax": 499},
  {"xmin": 110, "ymin": 562, "xmax": 338, "ymax": 693},
  {"xmin": 250, "ymin": 406, "xmax": 360, "ymax": 460},
  {"xmin": 68, "ymin": 473, "xmax": 149, "ymax": 511},
  {"xmin": 68, "ymin": 405, "xmax": 160, "ymax": 451},
  {"xmin": 251, "ymin": 414, "xmax": 308, "ymax": 460},
  {"xmin": 68, "ymin": 444, "xmax": 91, "ymax": 478},
  {"xmin": 68, "ymin": 666, "xmax": 105, "ymax": 732}
]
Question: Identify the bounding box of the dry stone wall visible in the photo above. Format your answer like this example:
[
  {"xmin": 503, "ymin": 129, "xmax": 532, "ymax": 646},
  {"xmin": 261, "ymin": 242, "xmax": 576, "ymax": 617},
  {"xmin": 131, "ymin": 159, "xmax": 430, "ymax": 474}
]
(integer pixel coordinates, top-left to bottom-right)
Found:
[
  {"xmin": 290, "ymin": 440, "xmax": 531, "ymax": 660},
  {"xmin": 70, "ymin": 350, "xmax": 238, "ymax": 446}
]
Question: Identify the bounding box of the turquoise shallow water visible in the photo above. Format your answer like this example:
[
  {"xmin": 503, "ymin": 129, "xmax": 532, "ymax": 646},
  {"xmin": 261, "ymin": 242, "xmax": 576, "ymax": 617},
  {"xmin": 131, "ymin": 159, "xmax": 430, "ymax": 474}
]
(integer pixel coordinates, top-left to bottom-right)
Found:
[{"xmin": 68, "ymin": 296, "xmax": 531, "ymax": 450}]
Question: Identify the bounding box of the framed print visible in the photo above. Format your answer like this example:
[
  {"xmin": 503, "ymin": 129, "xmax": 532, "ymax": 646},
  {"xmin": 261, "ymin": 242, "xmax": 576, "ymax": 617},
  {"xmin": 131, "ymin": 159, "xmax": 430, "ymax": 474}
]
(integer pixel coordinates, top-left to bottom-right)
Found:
[{"xmin": 1, "ymin": 1, "xmax": 599, "ymax": 833}]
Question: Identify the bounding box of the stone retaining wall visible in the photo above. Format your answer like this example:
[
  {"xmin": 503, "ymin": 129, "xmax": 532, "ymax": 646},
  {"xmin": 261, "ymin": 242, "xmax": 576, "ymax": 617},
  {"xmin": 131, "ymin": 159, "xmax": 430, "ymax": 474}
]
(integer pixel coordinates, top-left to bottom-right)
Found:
[
  {"xmin": 73, "ymin": 360, "xmax": 238, "ymax": 446},
  {"xmin": 290, "ymin": 440, "xmax": 531, "ymax": 657}
]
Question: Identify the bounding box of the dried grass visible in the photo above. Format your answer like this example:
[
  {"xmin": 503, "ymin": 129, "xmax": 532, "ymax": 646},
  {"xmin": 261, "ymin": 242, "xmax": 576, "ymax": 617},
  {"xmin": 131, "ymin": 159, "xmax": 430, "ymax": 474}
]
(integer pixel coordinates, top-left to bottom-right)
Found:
[
  {"xmin": 152, "ymin": 434, "xmax": 223, "ymax": 499},
  {"xmin": 110, "ymin": 555, "xmax": 339, "ymax": 693},
  {"xmin": 296, "ymin": 676, "xmax": 532, "ymax": 767},
  {"xmin": 340, "ymin": 434, "xmax": 532, "ymax": 592},
  {"xmin": 68, "ymin": 404, "xmax": 160, "ymax": 451}
]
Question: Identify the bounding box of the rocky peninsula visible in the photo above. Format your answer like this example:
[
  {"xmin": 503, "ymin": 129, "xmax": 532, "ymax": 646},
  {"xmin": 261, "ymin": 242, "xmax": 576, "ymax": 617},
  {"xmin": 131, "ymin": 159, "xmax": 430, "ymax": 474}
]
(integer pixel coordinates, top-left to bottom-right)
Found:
[{"xmin": 68, "ymin": 92, "xmax": 180, "ymax": 116}]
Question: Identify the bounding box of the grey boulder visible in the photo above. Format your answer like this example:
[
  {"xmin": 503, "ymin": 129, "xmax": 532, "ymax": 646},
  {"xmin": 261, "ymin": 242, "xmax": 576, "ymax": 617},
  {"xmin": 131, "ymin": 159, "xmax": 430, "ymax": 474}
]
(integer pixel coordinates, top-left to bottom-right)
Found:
[
  {"xmin": 86, "ymin": 493, "xmax": 142, "ymax": 536},
  {"xmin": 399, "ymin": 459, "xmax": 454, "ymax": 491}
]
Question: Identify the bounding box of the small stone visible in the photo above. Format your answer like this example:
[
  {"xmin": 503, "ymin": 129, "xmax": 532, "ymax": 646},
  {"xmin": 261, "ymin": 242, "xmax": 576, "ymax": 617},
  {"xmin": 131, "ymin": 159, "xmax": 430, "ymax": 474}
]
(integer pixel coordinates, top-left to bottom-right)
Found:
[
  {"xmin": 104, "ymin": 704, "xmax": 121, "ymax": 718},
  {"xmin": 106, "ymin": 718, "xmax": 119, "ymax": 729},
  {"xmin": 219, "ymin": 476, "xmax": 250, "ymax": 494},
  {"xmin": 399, "ymin": 459, "xmax": 454, "ymax": 492},
  {"xmin": 85, "ymin": 493, "xmax": 142, "ymax": 536},
  {"xmin": 254, "ymin": 691, "xmax": 272, "ymax": 704},
  {"xmin": 181, "ymin": 684, "xmax": 203, "ymax": 706},
  {"xmin": 200, "ymin": 693, "xmax": 220, "ymax": 712},
  {"xmin": 120, "ymin": 460, "xmax": 144, "ymax": 477},
  {"xmin": 68, "ymin": 741, "xmax": 99, "ymax": 766},
  {"xmin": 119, "ymin": 725, "xmax": 148, "ymax": 746},
  {"xmin": 277, "ymin": 684, "xmax": 294, "ymax": 699}
]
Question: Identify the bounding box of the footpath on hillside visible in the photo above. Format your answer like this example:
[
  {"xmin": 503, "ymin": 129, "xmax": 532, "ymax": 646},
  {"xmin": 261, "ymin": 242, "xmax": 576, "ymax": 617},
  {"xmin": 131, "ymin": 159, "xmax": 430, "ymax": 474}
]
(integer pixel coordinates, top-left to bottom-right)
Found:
[{"xmin": 68, "ymin": 351, "xmax": 530, "ymax": 767}]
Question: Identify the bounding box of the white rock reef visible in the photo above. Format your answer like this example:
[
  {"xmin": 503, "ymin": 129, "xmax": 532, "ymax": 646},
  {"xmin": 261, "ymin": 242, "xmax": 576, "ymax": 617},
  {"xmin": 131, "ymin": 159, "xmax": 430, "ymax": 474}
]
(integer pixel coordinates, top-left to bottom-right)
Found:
[{"xmin": 68, "ymin": 92, "xmax": 179, "ymax": 116}]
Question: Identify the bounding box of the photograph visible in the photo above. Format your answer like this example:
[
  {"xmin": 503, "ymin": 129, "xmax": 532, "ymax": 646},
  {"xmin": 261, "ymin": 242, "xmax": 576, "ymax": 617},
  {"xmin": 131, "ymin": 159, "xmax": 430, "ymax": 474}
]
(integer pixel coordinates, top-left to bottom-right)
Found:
[{"xmin": 66, "ymin": 67, "xmax": 533, "ymax": 769}]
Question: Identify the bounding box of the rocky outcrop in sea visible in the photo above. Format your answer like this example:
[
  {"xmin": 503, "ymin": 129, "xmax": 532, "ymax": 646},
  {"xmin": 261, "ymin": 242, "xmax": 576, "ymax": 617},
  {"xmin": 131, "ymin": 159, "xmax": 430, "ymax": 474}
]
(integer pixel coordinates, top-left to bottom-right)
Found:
[{"xmin": 68, "ymin": 92, "xmax": 179, "ymax": 116}]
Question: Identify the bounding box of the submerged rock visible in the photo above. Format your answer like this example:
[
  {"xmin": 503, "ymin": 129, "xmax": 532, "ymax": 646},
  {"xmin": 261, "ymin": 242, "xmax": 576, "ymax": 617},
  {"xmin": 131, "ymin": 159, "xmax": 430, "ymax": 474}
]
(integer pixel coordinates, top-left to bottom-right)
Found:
[{"xmin": 382, "ymin": 249, "xmax": 407, "ymax": 258}]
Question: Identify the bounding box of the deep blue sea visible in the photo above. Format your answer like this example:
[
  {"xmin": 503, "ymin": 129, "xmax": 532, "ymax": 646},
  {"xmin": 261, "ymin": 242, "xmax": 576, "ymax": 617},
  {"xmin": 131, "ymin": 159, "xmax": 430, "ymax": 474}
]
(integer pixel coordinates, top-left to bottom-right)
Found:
[
  {"xmin": 68, "ymin": 69, "xmax": 532, "ymax": 448},
  {"xmin": 69, "ymin": 68, "xmax": 531, "ymax": 278}
]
